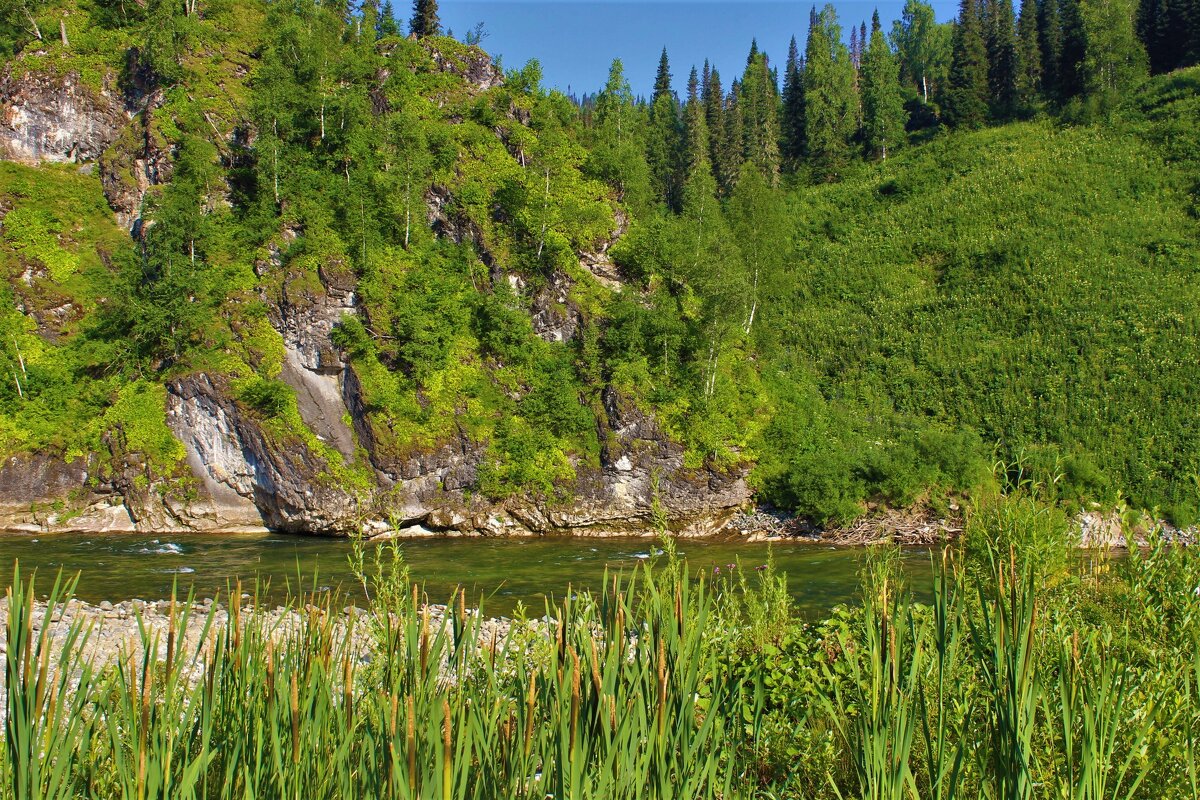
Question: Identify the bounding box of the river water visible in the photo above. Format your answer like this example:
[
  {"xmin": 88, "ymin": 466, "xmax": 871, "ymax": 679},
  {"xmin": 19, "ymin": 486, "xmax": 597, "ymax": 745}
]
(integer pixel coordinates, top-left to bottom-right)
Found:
[{"xmin": 0, "ymin": 533, "xmax": 936, "ymax": 617}]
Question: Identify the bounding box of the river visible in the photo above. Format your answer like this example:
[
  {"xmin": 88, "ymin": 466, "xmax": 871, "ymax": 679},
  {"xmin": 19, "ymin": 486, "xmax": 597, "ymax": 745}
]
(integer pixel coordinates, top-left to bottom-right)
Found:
[{"xmin": 0, "ymin": 532, "xmax": 937, "ymax": 617}]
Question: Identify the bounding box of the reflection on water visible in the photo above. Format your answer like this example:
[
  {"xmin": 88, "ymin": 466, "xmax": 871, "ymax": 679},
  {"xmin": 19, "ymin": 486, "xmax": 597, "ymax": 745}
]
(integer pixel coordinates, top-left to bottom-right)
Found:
[{"xmin": 0, "ymin": 532, "xmax": 937, "ymax": 617}]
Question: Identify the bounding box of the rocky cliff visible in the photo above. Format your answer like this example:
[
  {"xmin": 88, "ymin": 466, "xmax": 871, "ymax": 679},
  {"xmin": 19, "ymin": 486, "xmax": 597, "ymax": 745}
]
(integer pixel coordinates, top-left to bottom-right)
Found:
[{"xmin": 0, "ymin": 34, "xmax": 752, "ymax": 538}]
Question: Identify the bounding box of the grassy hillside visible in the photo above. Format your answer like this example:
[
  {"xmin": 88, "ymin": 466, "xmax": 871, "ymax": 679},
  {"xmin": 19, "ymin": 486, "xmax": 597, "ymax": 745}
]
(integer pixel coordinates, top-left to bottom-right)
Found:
[{"xmin": 751, "ymin": 68, "xmax": 1200, "ymax": 523}]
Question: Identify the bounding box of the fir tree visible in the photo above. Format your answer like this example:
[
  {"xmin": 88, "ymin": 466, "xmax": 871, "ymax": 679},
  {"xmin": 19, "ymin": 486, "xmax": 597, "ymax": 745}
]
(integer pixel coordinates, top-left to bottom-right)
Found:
[
  {"xmin": 705, "ymin": 66, "xmax": 725, "ymax": 176},
  {"xmin": 987, "ymin": 0, "xmax": 1019, "ymax": 117},
  {"xmin": 653, "ymin": 47, "xmax": 673, "ymax": 103},
  {"xmin": 647, "ymin": 50, "xmax": 682, "ymax": 208},
  {"xmin": 683, "ymin": 66, "xmax": 710, "ymax": 179},
  {"xmin": 740, "ymin": 48, "xmax": 782, "ymax": 182},
  {"xmin": 804, "ymin": 4, "xmax": 858, "ymax": 179},
  {"xmin": 944, "ymin": 0, "xmax": 991, "ymax": 127},
  {"xmin": 781, "ymin": 35, "xmax": 807, "ymax": 169},
  {"xmin": 862, "ymin": 13, "xmax": 908, "ymax": 159},
  {"xmin": 409, "ymin": 0, "xmax": 439, "ymax": 38},
  {"xmin": 1058, "ymin": 0, "xmax": 1087, "ymax": 98},
  {"xmin": 717, "ymin": 84, "xmax": 745, "ymax": 194},
  {"xmin": 1015, "ymin": 0, "xmax": 1044, "ymax": 109},
  {"xmin": 378, "ymin": 0, "xmax": 400, "ymax": 38},
  {"xmin": 1037, "ymin": 0, "xmax": 1063, "ymax": 98}
]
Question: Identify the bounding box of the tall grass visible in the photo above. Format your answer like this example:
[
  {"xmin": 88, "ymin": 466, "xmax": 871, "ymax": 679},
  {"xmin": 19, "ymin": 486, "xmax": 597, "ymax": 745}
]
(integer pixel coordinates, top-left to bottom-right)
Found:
[{"xmin": 3, "ymin": 496, "xmax": 1200, "ymax": 799}]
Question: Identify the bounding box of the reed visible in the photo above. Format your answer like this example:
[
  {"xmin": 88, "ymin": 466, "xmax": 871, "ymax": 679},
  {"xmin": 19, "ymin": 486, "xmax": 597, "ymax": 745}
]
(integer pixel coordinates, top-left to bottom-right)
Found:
[{"xmin": 3, "ymin": 503, "xmax": 1200, "ymax": 800}]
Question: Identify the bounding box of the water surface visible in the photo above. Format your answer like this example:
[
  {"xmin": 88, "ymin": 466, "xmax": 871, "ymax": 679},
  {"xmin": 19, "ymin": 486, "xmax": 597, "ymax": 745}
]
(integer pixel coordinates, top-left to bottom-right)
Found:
[{"xmin": 1, "ymin": 532, "xmax": 937, "ymax": 617}]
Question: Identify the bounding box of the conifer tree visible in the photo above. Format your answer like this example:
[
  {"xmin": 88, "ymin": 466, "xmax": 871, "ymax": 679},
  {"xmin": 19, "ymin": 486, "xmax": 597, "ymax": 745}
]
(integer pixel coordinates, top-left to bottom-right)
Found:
[
  {"xmin": 781, "ymin": 35, "xmax": 807, "ymax": 169},
  {"xmin": 653, "ymin": 47, "xmax": 673, "ymax": 102},
  {"xmin": 716, "ymin": 85, "xmax": 745, "ymax": 194},
  {"xmin": 704, "ymin": 66, "xmax": 725, "ymax": 178},
  {"xmin": 1015, "ymin": 0, "xmax": 1043, "ymax": 109},
  {"xmin": 804, "ymin": 4, "xmax": 858, "ymax": 179},
  {"xmin": 740, "ymin": 48, "xmax": 782, "ymax": 182},
  {"xmin": 986, "ymin": 0, "xmax": 1019, "ymax": 116},
  {"xmin": 378, "ymin": 0, "xmax": 400, "ymax": 37},
  {"xmin": 944, "ymin": 0, "xmax": 991, "ymax": 127},
  {"xmin": 410, "ymin": 0, "xmax": 439, "ymax": 38},
  {"xmin": 1037, "ymin": 0, "xmax": 1063, "ymax": 97},
  {"xmin": 683, "ymin": 66, "xmax": 710, "ymax": 179},
  {"xmin": 647, "ymin": 49, "xmax": 682, "ymax": 208},
  {"xmin": 1058, "ymin": 0, "xmax": 1087, "ymax": 98},
  {"xmin": 862, "ymin": 12, "xmax": 908, "ymax": 159}
]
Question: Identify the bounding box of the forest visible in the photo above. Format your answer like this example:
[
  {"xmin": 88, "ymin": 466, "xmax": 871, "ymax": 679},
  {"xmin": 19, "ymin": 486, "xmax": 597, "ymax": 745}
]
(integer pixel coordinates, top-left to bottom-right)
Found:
[{"xmin": 0, "ymin": 0, "xmax": 1198, "ymax": 526}]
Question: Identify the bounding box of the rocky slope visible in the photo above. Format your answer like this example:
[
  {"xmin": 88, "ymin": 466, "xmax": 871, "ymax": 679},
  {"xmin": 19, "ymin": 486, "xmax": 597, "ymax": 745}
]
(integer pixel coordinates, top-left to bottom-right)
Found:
[{"xmin": 0, "ymin": 25, "xmax": 751, "ymax": 538}]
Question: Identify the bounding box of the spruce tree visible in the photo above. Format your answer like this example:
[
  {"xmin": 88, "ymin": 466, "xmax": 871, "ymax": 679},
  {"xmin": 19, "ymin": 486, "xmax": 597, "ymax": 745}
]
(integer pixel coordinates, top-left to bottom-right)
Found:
[
  {"xmin": 646, "ymin": 49, "xmax": 682, "ymax": 208},
  {"xmin": 378, "ymin": 0, "xmax": 400, "ymax": 37},
  {"xmin": 987, "ymin": 0, "xmax": 1019, "ymax": 117},
  {"xmin": 944, "ymin": 0, "xmax": 991, "ymax": 127},
  {"xmin": 804, "ymin": 4, "xmax": 858, "ymax": 179},
  {"xmin": 1015, "ymin": 0, "xmax": 1044, "ymax": 110},
  {"xmin": 781, "ymin": 35, "xmax": 807, "ymax": 170},
  {"xmin": 653, "ymin": 47, "xmax": 673, "ymax": 102},
  {"xmin": 409, "ymin": 0, "xmax": 439, "ymax": 38},
  {"xmin": 862, "ymin": 14, "xmax": 908, "ymax": 159},
  {"xmin": 740, "ymin": 48, "xmax": 782, "ymax": 182},
  {"xmin": 683, "ymin": 66, "xmax": 710, "ymax": 179},
  {"xmin": 1058, "ymin": 0, "xmax": 1087, "ymax": 99},
  {"xmin": 705, "ymin": 67, "xmax": 725, "ymax": 177},
  {"xmin": 717, "ymin": 85, "xmax": 745, "ymax": 194},
  {"xmin": 1037, "ymin": 0, "xmax": 1063, "ymax": 98}
]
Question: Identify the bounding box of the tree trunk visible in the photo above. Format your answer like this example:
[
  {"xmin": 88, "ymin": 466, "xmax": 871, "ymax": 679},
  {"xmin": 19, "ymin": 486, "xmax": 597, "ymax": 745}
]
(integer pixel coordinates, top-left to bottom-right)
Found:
[
  {"xmin": 59, "ymin": 17, "xmax": 68, "ymax": 47},
  {"xmin": 22, "ymin": 5, "xmax": 42, "ymax": 41}
]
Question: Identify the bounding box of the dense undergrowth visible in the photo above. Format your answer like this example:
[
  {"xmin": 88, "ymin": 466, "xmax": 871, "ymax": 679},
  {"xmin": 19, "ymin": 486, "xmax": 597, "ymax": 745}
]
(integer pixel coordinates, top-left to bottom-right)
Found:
[
  {"xmin": 1, "ymin": 0, "xmax": 1198, "ymax": 525},
  {"xmin": 3, "ymin": 492, "xmax": 1200, "ymax": 799}
]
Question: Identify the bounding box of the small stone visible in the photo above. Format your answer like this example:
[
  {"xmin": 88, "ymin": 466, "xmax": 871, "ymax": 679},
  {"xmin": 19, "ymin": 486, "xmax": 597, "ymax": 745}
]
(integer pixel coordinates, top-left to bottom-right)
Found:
[{"xmin": 99, "ymin": 601, "xmax": 113, "ymax": 612}]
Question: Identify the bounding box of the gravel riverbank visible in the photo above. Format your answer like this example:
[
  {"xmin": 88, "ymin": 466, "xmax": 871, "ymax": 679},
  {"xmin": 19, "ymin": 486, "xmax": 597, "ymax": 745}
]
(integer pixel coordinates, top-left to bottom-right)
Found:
[{"xmin": 0, "ymin": 595, "xmax": 523, "ymax": 723}]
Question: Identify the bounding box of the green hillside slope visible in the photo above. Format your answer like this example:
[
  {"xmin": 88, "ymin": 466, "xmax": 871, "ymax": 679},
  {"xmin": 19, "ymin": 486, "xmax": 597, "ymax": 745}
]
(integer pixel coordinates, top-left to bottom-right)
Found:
[{"xmin": 749, "ymin": 72, "xmax": 1200, "ymax": 523}]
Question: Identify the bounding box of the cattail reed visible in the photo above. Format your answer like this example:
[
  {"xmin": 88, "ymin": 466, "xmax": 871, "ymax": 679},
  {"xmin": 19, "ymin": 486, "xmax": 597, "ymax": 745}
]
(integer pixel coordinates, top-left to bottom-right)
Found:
[
  {"xmin": 524, "ymin": 671, "xmax": 537, "ymax": 757},
  {"xmin": 290, "ymin": 670, "xmax": 300, "ymax": 765},
  {"xmin": 569, "ymin": 649, "xmax": 581, "ymax": 756},
  {"xmin": 420, "ymin": 604, "xmax": 430, "ymax": 675},
  {"xmin": 442, "ymin": 698, "xmax": 453, "ymax": 800},
  {"xmin": 406, "ymin": 694, "xmax": 417, "ymax": 798}
]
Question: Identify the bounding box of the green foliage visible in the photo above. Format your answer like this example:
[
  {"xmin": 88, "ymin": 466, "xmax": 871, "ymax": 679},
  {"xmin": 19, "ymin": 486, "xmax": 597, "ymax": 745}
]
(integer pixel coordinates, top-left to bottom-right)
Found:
[
  {"xmin": 750, "ymin": 82, "xmax": 1200, "ymax": 523},
  {"xmin": 237, "ymin": 377, "xmax": 293, "ymax": 418}
]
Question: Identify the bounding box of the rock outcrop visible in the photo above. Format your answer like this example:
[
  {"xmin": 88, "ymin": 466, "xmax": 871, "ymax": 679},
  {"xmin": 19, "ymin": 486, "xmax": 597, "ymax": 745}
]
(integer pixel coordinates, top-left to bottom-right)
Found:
[
  {"xmin": 0, "ymin": 47, "xmax": 749, "ymax": 539},
  {"xmin": 0, "ymin": 68, "xmax": 128, "ymax": 163}
]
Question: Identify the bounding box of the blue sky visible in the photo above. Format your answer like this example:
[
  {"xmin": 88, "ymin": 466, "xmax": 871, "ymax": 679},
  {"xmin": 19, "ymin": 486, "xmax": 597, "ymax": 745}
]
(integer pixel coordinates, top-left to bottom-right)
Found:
[{"xmin": 431, "ymin": 1, "xmax": 961, "ymax": 98}]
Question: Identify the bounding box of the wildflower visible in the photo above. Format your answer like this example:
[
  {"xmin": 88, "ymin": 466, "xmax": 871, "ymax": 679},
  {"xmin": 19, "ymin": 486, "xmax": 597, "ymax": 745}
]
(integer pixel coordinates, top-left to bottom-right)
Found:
[
  {"xmin": 755, "ymin": 564, "xmax": 768, "ymax": 572},
  {"xmin": 713, "ymin": 566, "xmax": 721, "ymax": 575}
]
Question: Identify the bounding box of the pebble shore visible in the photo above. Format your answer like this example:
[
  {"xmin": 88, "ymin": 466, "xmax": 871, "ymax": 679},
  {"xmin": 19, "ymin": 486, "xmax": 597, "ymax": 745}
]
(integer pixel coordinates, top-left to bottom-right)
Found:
[{"xmin": 0, "ymin": 595, "xmax": 522, "ymax": 724}]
